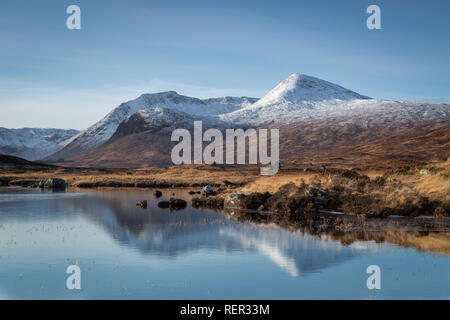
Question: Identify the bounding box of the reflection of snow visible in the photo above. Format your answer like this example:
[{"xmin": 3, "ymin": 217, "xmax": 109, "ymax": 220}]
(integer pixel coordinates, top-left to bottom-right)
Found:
[
  {"xmin": 347, "ymin": 241, "xmax": 385, "ymax": 251},
  {"xmin": 222, "ymin": 229, "xmax": 300, "ymax": 277},
  {"xmin": 2, "ymin": 190, "xmax": 365, "ymax": 276}
]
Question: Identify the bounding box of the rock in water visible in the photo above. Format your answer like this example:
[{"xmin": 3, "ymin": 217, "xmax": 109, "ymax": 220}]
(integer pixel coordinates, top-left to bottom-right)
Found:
[
  {"xmin": 169, "ymin": 198, "xmax": 187, "ymax": 209},
  {"xmin": 158, "ymin": 201, "xmax": 170, "ymax": 208},
  {"xmin": 136, "ymin": 200, "xmax": 147, "ymax": 208},
  {"xmin": 202, "ymin": 184, "xmax": 213, "ymax": 196},
  {"xmin": 39, "ymin": 178, "xmax": 66, "ymax": 189},
  {"xmin": 158, "ymin": 198, "xmax": 187, "ymax": 210},
  {"xmin": 154, "ymin": 190, "xmax": 162, "ymax": 197}
]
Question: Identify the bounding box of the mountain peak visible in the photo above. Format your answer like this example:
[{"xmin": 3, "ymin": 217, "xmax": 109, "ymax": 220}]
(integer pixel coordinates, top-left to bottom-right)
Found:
[{"xmin": 254, "ymin": 73, "xmax": 371, "ymax": 107}]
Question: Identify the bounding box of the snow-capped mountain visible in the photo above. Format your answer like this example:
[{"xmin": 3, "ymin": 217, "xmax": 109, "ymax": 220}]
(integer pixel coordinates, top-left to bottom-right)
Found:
[
  {"xmin": 0, "ymin": 127, "xmax": 79, "ymax": 161},
  {"xmin": 46, "ymin": 92, "xmax": 257, "ymax": 160},
  {"xmin": 45, "ymin": 73, "xmax": 450, "ymax": 165},
  {"xmin": 254, "ymin": 73, "xmax": 370, "ymax": 105},
  {"xmin": 221, "ymin": 73, "xmax": 372, "ymax": 124},
  {"xmin": 110, "ymin": 107, "xmax": 198, "ymax": 141}
]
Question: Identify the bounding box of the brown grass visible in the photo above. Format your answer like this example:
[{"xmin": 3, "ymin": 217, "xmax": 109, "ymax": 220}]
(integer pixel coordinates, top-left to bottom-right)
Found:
[
  {"xmin": 1, "ymin": 159, "xmax": 448, "ymax": 215},
  {"xmin": 0, "ymin": 164, "xmax": 260, "ymax": 188}
]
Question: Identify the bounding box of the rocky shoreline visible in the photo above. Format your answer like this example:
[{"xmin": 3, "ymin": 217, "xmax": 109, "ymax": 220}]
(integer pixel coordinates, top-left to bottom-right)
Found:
[
  {"xmin": 1, "ymin": 160, "xmax": 449, "ymax": 220},
  {"xmin": 193, "ymin": 177, "xmax": 450, "ymax": 218}
]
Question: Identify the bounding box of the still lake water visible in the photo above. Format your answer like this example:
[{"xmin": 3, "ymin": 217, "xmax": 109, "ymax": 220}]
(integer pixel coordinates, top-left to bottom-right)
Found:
[{"xmin": 0, "ymin": 187, "xmax": 448, "ymax": 299}]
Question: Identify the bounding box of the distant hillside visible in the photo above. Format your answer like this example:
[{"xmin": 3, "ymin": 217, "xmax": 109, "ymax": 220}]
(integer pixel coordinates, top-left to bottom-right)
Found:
[
  {"xmin": 0, "ymin": 127, "xmax": 79, "ymax": 160},
  {"xmin": 0, "ymin": 154, "xmax": 56, "ymax": 170}
]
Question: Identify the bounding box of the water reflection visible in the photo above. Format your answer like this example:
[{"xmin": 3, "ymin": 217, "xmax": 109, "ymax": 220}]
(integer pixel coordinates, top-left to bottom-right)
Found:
[
  {"xmin": 0, "ymin": 188, "xmax": 448, "ymax": 275},
  {"xmin": 0, "ymin": 188, "xmax": 373, "ymax": 276}
]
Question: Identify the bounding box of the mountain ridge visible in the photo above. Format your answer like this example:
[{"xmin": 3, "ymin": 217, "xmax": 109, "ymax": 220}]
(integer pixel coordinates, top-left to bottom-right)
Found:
[
  {"xmin": 45, "ymin": 92, "xmax": 258, "ymax": 161},
  {"xmin": 5, "ymin": 73, "xmax": 448, "ymax": 166},
  {"xmin": 0, "ymin": 127, "xmax": 79, "ymax": 161}
]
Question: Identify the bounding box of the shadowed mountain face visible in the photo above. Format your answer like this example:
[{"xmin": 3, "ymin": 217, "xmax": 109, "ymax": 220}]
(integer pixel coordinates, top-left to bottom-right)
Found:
[{"xmin": 41, "ymin": 74, "xmax": 450, "ymax": 168}]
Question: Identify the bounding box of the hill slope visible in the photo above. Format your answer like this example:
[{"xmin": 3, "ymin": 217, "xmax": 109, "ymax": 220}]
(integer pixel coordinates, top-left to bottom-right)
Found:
[
  {"xmin": 46, "ymin": 92, "xmax": 257, "ymax": 161},
  {"xmin": 0, "ymin": 154, "xmax": 56, "ymax": 171},
  {"xmin": 0, "ymin": 127, "xmax": 79, "ymax": 161}
]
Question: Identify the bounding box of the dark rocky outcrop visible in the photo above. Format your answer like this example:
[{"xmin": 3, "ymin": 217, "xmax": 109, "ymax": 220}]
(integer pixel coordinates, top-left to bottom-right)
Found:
[
  {"xmin": 136, "ymin": 200, "xmax": 147, "ymax": 208},
  {"xmin": 158, "ymin": 198, "xmax": 187, "ymax": 210},
  {"xmin": 154, "ymin": 190, "xmax": 162, "ymax": 197},
  {"xmin": 38, "ymin": 178, "xmax": 66, "ymax": 189},
  {"xmin": 168, "ymin": 198, "xmax": 187, "ymax": 209},
  {"xmin": 158, "ymin": 201, "xmax": 170, "ymax": 208}
]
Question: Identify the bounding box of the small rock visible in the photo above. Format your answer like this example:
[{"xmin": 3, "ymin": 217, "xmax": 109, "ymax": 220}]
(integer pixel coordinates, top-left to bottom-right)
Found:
[
  {"xmin": 157, "ymin": 198, "xmax": 187, "ymax": 210},
  {"xmin": 158, "ymin": 201, "xmax": 170, "ymax": 208},
  {"xmin": 258, "ymin": 205, "xmax": 265, "ymax": 211},
  {"xmin": 154, "ymin": 190, "xmax": 162, "ymax": 197},
  {"xmin": 136, "ymin": 200, "xmax": 147, "ymax": 208},
  {"xmin": 224, "ymin": 193, "xmax": 248, "ymax": 208},
  {"xmin": 202, "ymin": 184, "xmax": 213, "ymax": 196},
  {"xmin": 419, "ymin": 169, "xmax": 430, "ymax": 175},
  {"xmin": 169, "ymin": 198, "xmax": 187, "ymax": 209}
]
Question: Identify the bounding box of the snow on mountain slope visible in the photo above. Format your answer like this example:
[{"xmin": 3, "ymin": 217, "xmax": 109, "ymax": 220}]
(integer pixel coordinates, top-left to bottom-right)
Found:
[
  {"xmin": 46, "ymin": 92, "xmax": 257, "ymax": 160},
  {"xmin": 46, "ymin": 73, "xmax": 450, "ymax": 164},
  {"xmin": 0, "ymin": 127, "xmax": 79, "ymax": 160},
  {"xmin": 255, "ymin": 73, "xmax": 369, "ymax": 105},
  {"xmin": 110, "ymin": 107, "xmax": 199, "ymax": 141},
  {"xmin": 221, "ymin": 73, "xmax": 372, "ymax": 124}
]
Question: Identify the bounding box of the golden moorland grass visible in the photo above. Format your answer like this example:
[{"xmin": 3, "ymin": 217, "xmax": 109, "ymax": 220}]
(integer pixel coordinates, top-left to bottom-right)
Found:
[{"xmin": 1, "ymin": 159, "xmax": 449, "ymax": 203}]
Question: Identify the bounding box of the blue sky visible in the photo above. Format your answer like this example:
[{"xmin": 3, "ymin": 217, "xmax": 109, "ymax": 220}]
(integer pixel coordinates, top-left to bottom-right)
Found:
[{"xmin": 1, "ymin": 0, "xmax": 449, "ymax": 129}]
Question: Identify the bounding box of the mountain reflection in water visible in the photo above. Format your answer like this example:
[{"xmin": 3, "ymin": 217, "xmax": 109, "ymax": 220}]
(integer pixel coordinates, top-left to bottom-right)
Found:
[{"xmin": 0, "ymin": 188, "xmax": 448, "ymax": 299}]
